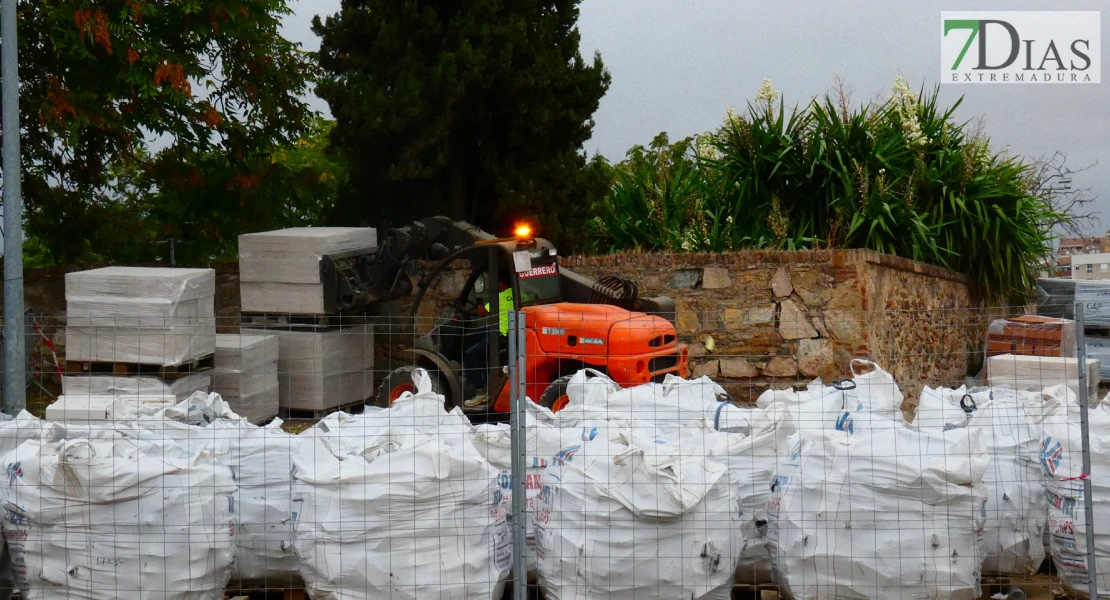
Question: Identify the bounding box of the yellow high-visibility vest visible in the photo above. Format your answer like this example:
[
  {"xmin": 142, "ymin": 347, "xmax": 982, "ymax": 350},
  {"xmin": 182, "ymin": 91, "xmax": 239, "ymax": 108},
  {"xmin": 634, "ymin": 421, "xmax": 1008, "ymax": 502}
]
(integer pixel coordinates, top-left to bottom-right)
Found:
[{"xmin": 484, "ymin": 287, "xmax": 515, "ymax": 336}]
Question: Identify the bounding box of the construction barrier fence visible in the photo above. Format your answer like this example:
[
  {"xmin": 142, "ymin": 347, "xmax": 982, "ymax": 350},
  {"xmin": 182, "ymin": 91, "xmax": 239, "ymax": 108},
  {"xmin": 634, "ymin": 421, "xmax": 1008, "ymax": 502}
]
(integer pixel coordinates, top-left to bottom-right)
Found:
[{"xmin": 0, "ymin": 303, "xmax": 1101, "ymax": 600}]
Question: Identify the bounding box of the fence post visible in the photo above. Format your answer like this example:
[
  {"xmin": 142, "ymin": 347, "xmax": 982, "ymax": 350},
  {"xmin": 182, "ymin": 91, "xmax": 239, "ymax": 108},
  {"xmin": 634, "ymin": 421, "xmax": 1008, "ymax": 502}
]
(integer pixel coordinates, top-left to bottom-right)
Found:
[
  {"xmin": 508, "ymin": 310, "xmax": 527, "ymax": 600},
  {"xmin": 1076, "ymin": 302, "xmax": 1098, "ymax": 598}
]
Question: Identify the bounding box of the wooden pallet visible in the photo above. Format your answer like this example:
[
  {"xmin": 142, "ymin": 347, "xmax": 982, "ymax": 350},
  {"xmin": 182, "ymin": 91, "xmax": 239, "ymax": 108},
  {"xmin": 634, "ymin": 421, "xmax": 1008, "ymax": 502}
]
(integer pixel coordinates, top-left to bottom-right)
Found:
[
  {"xmin": 224, "ymin": 576, "xmax": 306, "ymax": 600},
  {"xmin": 240, "ymin": 312, "xmax": 370, "ymax": 332},
  {"xmin": 64, "ymin": 353, "xmax": 215, "ymax": 379}
]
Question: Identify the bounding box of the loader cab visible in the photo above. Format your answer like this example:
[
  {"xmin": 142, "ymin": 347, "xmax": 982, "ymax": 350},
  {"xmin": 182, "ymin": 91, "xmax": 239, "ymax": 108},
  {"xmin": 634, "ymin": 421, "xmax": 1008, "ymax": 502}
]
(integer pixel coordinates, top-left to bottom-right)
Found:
[{"xmin": 375, "ymin": 237, "xmax": 563, "ymax": 410}]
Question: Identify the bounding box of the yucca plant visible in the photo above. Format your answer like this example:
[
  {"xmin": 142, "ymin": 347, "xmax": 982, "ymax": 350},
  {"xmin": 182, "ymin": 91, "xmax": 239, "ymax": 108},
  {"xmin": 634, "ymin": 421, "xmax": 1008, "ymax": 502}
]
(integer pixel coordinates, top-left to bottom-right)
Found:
[{"xmin": 592, "ymin": 77, "xmax": 1064, "ymax": 304}]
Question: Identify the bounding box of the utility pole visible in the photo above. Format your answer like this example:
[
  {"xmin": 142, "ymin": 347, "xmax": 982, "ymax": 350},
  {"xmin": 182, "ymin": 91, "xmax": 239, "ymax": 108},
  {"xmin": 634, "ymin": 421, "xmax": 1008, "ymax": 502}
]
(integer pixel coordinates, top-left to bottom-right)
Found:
[
  {"xmin": 156, "ymin": 237, "xmax": 187, "ymax": 266},
  {"xmin": 2, "ymin": 0, "xmax": 26, "ymax": 414}
]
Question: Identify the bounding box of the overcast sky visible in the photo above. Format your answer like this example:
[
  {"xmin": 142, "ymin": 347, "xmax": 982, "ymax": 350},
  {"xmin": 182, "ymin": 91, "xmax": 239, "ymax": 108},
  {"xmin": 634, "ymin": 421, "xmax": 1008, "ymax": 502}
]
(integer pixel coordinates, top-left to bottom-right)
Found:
[{"xmin": 284, "ymin": 0, "xmax": 1109, "ymax": 234}]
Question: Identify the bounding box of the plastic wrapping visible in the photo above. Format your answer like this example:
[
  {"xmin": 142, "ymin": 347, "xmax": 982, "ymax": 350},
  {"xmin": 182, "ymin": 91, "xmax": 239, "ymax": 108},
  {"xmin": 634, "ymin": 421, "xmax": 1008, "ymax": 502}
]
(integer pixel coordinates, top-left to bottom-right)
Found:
[
  {"xmin": 1036, "ymin": 278, "xmax": 1110, "ymax": 326},
  {"xmin": 988, "ymin": 354, "xmax": 1099, "ymax": 400},
  {"xmin": 1087, "ymin": 336, "xmax": 1110, "ymax": 381},
  {"xmin": 0, "ymin": 435, "xmax": 236, "ymax": 600},
  {"xmin": 238, "ymin": 227, "xmax": 376, "ymax": 313},
  {"xmin": 768, "ymin": 426, "xmax": 988, "ymax": 600},
  {"xmin": 214, "ymin": 334, "xmax": 279, "ymax": 372},
  {"xmin": 213, "ymin": 334, "xmax": 280, "ymax": 423},
  {"xmin": 62, "ymin": 374, "xmax": 210, "ymax": 403},
  {"xmin": 65, "ymin": 267, "xmax": 216, "ymax": 365},
  {"xmin": 246, "ymin": 325, "xmax": 373, "ymax": 411},
  {"xmin": 290, "ymin": 378, "xmax": 509, "ymax": 600},
  {"xmin": 985, "ymin": 316, "xmax": 1077, "ymax": 359}
]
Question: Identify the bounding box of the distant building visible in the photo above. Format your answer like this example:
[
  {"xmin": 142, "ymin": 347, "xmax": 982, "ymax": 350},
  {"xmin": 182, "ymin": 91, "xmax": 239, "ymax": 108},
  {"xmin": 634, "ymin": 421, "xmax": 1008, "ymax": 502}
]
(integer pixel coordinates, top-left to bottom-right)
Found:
[
  {"xmin": 1071, "ymin": 252, "xmax": 1110, "ymax": 280},
  {"xmin": 1053, "ymin": 231, "xmax": 1110, "ymax": 278}
]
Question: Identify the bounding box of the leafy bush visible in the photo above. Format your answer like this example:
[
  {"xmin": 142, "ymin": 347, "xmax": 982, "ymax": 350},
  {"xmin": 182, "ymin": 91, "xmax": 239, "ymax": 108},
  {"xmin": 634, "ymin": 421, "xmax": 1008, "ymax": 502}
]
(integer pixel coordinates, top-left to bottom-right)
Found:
[{"xmin": 589, "ymin": 77, "xmax": 1064, "ymax": 303}]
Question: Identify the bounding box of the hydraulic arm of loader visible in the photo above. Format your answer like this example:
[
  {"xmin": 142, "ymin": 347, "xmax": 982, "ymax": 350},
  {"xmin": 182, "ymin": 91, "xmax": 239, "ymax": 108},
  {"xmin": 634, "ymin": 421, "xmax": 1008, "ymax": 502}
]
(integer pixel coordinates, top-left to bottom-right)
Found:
[
  {"xmin": 319, "ymin": 217, "xmax": 492, "ymax": 313},
  {"xmin": 318, "ymin": 216, "xmax": 676, "ymax": 325}
]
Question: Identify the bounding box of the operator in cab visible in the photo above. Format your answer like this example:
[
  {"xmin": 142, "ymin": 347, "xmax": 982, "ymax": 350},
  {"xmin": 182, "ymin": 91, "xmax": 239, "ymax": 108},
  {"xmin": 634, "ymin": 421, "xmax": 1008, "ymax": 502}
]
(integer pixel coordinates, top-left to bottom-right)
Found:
[{"xmin": 463, "ymin": 273, "xmax": 514, "ymax": 407}]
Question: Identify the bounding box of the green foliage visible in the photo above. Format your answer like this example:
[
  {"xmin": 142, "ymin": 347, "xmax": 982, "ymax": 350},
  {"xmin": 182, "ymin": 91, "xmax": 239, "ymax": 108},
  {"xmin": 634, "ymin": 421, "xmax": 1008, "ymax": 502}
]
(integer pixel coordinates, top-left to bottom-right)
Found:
[
  {"xmin": 4, "ymin": 0, "xmax": 315, "ymax": 265},
  {"xmin": 590, "ymin": 78, "xmax": 1063, "ymax": 303},
  {"xmin": 312, "ymin": 0, "xmax": 610, "ymax": 250}
]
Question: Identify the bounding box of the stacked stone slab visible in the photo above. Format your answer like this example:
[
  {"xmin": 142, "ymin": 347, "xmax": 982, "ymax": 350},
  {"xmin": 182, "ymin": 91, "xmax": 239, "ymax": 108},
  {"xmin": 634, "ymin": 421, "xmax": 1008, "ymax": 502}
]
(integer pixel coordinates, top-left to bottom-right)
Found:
[
  {"xmin": 988, "ymin": 353, "xmax": 1100, "ymax": 400},
  {"xmin": 65, "ymin": 267, "xmax": 216, "ymax": 365},
  {"xmin": 212, "ymin": 334, "xmax": 280, "ymax": 423},
  {"xmin": 238, "ymin": 227, "xmax": 377, "ymax": 314},
  {"xmin": 238, "ymin": 227, "xmax": 378, "ymax": 412},
  {"xmin": 60, "ymin": 267, "xmax": 217, "ymax": 417},
  {"xmin": 258, "ymin": 325, "xmax": 375, "ymax": 412}
]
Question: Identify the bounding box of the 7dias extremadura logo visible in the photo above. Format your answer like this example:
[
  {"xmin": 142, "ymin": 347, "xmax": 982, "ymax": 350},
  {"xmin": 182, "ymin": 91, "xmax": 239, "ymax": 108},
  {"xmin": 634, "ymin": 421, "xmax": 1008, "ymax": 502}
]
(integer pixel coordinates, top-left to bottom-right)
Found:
[{"xmin": 942, "ymin": 11, "xmax": 1100, "ymax": 84}]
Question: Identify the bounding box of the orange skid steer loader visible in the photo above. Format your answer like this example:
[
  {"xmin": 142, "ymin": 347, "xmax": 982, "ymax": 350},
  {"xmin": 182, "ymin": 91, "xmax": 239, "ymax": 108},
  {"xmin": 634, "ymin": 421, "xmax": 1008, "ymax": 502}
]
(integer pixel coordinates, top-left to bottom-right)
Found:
[{"xmin": 319, "ymin": 217, "xmax": 688, "ymax": 417}]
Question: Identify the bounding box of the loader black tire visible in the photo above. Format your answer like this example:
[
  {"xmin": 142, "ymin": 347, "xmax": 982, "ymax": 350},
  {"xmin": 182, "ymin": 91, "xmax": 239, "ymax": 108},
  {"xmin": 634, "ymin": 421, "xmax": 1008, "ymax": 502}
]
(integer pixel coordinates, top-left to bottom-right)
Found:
[
  {"xmin": 375, "ymin": 366, "xmax": 445, "ymax": 408},
  {"xmin": 538, "ymin": 374, "xmax": 576, "ymax": 412}
]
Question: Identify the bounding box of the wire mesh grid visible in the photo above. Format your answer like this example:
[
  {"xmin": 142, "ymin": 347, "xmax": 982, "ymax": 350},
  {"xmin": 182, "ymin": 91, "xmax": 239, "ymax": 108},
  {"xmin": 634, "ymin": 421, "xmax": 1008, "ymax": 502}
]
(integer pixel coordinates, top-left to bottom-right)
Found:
[{"xmin": 0, "ymin": 302, "xmax": 1101, "ymax": 600}]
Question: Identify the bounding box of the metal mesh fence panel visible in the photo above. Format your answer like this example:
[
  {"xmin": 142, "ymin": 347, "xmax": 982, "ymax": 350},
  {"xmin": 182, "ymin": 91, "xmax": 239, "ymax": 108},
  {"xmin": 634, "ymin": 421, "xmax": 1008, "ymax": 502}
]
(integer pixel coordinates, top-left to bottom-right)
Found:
[{"xmin": 0, "ymin": 303, "xmax": 1100, "ymax": 599}]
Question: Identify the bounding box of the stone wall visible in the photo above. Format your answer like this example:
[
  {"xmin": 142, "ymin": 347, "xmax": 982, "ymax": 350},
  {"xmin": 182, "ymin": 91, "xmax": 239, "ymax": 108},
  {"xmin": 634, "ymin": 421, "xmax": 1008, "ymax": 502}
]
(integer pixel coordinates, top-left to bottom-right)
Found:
[
  {"xmin": 6, "ymin": 251, "xmax": 996, "ymax": 405},
  {"xmin": 561, "ymin": 249, "xmax": 994, "ymax": 404}
]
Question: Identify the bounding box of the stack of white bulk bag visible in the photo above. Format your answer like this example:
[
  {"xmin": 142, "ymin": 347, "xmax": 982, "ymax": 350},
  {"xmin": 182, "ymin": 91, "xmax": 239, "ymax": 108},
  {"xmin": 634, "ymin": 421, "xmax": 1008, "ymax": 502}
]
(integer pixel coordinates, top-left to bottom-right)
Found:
[
  {"xmin": 536, "ymin": 429, "xmax": 740, "ymax": 600},
  {"xmin": 707, "ymin": 403, "xmax": 794, "ymax": 584},
  {"xmin": 0, "ymin": 412, "xmax": 48, "ymax": 592},
  {"xmin": 768, "ymin": 426, "xmax": 987, "ymax": 600},
  {"xmin": 470, "ymin": 401, "xmax": 600, "ymax": 574},
  {"xmin": 133, "ymin": 392, "xmax": 298, "ymax": 582},
  {"xmin": 914, "ymin": 386, "xmax": 1048, "ymax": 575},
  {"xmin": 290, "ymin": 372, "xmax": 510, "ymax": 600},
  {"xmin": 1038, "ymin": 386, "xmax": 1110, "ymax": 596},
  {"xmin": 549, "ymin": 370, "xmax": 794, "ymax": 587},
  {"xmin": 756, "ymin": 360, "xmax": 905, "ymax": 436},
  {"xmin": 0, "ymin": 435, "xmax": 236, "ymax": 599},
  {"xmin": 555, "ymin": 370, "xmax": 728, "ymax": 438}
]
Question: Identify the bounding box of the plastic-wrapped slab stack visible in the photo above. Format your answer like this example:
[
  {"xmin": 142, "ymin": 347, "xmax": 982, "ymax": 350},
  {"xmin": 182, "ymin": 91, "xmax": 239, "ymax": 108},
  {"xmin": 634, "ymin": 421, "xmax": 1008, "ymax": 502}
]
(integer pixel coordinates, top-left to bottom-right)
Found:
[
  {"xmin": 212, "ymin": 334, "xmax": 279, "ymax": 423},
  {"xmin": 988, "ymin": 353, "xmax": 1099, "ymax": 400},
  {"xmin": 290, "ymin": 374, "xmax": 510, "ymax": 600},
  {"xmin": 768, "ymin": 426, "xmax": 988, "ymax": 600},
  {"xmin": 1036, "ymin": 278, "xmax": 1110, "ymax": 326},
  {"xmin": 255, "ymin": 325, "xmax": 374, "ymax": 412},
  {"xmin": 0, "ymin": 434, "xmax": 237, "ymax": 600},
  {"xmin": 1088, "ymin": 336, "xmax": 1110, "ymax": 381},
  {"xmin": 238, "ymin": 227, "xmax": 376, "ymax": 314},
  {"xmin": 57, "ymin": 372, "xmax": 209, "ymax": 410},
  {"xmin": 65, "ymin": 267, "xmax": 216, "ymax": 365}
]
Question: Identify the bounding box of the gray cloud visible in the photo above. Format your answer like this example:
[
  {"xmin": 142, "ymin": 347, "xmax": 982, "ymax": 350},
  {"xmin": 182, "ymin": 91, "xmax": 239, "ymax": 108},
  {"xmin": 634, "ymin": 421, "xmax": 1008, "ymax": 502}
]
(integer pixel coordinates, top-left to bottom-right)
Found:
[{"xmin": 286, "ymin": 0, "xmax": 1109, "ymax": 232}]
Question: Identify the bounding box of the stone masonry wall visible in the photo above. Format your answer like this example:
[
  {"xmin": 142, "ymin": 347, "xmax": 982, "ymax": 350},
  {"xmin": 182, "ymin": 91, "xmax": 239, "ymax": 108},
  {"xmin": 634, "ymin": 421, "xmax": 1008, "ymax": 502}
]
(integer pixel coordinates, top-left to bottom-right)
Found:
[
  {"xmin": 6, "ymin": 251, "xmax": 991, "ymax": 404},
  {"xmin": 561, "ymin": 249, "xmax": 989, "ymax": 405}
]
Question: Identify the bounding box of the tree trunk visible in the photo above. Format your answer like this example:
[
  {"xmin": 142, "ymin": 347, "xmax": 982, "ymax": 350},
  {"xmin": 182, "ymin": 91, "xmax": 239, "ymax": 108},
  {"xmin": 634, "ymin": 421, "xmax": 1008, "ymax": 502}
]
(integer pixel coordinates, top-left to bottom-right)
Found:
[{"xmin": 449, "ymin": 164, "xmax": 466, "ymax": 221}]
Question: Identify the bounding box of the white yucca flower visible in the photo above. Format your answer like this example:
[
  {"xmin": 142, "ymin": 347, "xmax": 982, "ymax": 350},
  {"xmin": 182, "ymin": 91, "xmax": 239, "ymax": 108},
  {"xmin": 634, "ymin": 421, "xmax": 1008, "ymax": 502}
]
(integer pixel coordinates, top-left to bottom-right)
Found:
[
  {"xmin": 695, "ymin": 134, "xmax": 720, "ymax": 160},
  {"xmin": 890, "ymin": 74, "xmax": 929, "ymax": 148},
  {"xmin": 755, "ymin": 77, "xmax": 779, "ymax": 105}
]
